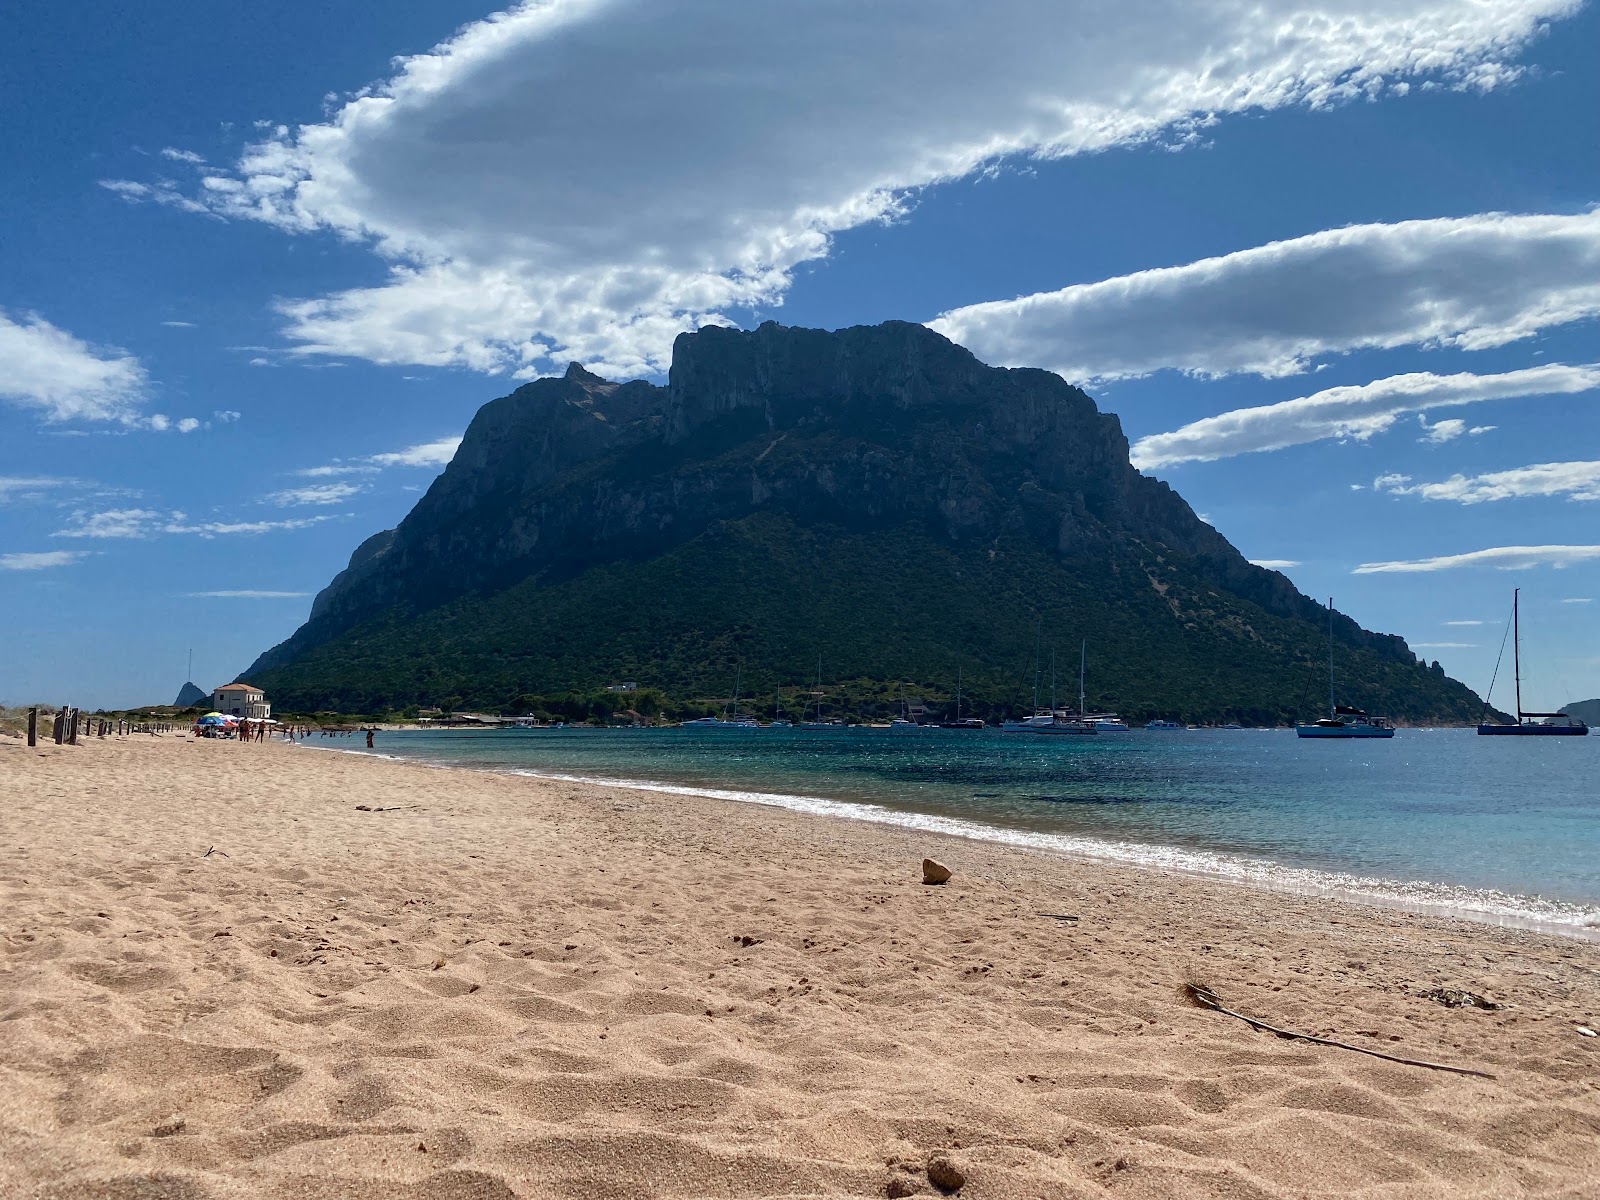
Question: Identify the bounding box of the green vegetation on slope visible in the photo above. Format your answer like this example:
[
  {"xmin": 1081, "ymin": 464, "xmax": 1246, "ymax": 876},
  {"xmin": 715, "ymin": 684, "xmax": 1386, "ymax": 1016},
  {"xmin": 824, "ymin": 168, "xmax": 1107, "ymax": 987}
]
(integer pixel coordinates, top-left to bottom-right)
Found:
[{"xmin": 254, "ymin": 513, "xmax": 1482, "ymax": 724}]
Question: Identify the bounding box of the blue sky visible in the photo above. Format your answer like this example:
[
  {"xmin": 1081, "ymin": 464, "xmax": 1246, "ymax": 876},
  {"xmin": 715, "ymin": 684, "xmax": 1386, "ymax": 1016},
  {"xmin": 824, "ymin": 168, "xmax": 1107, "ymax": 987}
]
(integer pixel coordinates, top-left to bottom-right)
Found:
[{"xmin": 3, "ymin": 0, "xmax": 1598, "ymax": 712}]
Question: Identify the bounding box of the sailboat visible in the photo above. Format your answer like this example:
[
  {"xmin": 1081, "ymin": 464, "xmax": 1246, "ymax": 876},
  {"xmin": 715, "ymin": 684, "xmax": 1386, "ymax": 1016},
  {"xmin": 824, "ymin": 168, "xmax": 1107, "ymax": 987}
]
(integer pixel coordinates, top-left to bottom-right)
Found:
[
  {"xmin": 1477, "ymin": 589, "xmax": 1588, "ymax": 736},
  {"xmin": 939, "ymin": 667, "xmax": 985, "ymax": 728},
  {"xmin": 1002, "ymin": 643, "xmax": 1096, "ymax": 734},
  {"xmin": 1295, "ymin": 598, "xmax": 1395, "ymax": 738},
  {"xmin": 681, "ymin": 665, "xmax": 761, "ymax": 729}
]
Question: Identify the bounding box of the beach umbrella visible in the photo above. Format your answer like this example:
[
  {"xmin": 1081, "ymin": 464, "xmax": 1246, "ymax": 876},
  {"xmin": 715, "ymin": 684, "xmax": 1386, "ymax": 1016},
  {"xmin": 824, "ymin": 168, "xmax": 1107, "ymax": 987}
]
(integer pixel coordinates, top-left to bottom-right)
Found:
[{"xmin": 195, "ymin": 714, "xmax": 230, "ymax": 726}]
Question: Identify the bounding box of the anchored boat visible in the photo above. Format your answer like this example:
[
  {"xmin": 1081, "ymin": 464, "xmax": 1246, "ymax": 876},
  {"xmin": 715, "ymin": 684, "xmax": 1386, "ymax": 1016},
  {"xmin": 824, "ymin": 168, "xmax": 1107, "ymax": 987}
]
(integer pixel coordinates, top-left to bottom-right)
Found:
[
  {"xmin": 1477, "ymin": 589, "xmax": 1588, "ymax": 736},
  {"xmin": 1295, "ymin": 598, "xmax": 1395, "ymax": 739}
]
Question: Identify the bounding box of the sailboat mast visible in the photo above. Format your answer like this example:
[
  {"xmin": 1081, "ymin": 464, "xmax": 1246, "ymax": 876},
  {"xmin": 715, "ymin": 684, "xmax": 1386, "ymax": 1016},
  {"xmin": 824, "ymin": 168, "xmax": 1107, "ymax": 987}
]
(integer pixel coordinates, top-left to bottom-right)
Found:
[
  {"xmin": 1327, "ymin": 598, "xmax": 1335, "ymax": 718},
  {"xmin": 1514, "ymin": 588, "xmax": 1523, "ymax": 722},
  {"xmin": 1079, "ymin": 639, "xmax": 1086, "ymax": 717},
  {"xmin": 955, "ymin": 667, "xmax": 962, "ymax": 721},
  {"xmin": 1050, "ymin": 649, "xmax": 1057, "ymax": 713}
]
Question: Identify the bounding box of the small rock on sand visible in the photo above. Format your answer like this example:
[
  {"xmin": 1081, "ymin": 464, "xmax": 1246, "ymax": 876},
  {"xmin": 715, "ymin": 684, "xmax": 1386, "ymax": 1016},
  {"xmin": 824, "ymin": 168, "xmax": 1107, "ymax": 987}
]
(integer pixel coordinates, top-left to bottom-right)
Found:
[
  {"xmin": 927, "ymin": 1153, "xmax": 965, "ymax": 1192},
  {"xmin": 922, "ymin": 858, "xmax": 952, "ymax": 885},
  {"xmin": 885, "ymin": 1175, "xmax": 920, "ymax": 1198},
  {"xmin": 152, "ymin": 1114, "xmax": 185, "ymax": 1137}
]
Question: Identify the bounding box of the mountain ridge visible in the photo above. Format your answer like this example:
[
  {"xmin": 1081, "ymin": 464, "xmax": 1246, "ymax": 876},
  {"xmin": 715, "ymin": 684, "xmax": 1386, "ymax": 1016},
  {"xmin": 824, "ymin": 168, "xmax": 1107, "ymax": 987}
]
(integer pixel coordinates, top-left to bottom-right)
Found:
[{"xmin": 247, "ymin": 321, "xmax": 1484, "ymax": 723}]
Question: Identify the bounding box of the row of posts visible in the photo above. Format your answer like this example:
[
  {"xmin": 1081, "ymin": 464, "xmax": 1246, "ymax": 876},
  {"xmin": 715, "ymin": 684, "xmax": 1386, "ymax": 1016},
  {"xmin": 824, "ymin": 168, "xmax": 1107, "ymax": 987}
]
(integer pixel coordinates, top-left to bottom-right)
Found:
[{"xmin": 26, "ymin": 707, "xmax": 178, "ymax": 748}]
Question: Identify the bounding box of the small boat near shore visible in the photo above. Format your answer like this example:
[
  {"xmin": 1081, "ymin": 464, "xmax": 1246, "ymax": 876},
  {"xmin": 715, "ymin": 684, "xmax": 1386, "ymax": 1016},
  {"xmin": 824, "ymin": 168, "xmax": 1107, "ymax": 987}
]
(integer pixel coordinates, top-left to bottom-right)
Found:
[{"xmin": 1477, "ymin": 589, "xmax": 1588, "ymax": 736}]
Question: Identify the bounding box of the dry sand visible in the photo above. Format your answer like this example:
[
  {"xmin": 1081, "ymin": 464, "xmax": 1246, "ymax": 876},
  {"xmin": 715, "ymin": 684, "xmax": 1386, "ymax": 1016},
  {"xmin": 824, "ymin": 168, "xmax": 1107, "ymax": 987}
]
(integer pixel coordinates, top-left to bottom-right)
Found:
[{"xmin": 3, "ymin": 734, "xmax": 1598, "ymax": 1199}]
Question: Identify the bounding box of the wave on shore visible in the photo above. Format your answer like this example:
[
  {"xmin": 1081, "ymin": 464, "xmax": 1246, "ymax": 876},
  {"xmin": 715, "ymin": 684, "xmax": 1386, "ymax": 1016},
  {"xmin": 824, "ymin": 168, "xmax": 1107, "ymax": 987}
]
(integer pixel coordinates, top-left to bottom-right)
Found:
[{"xmin": 494, "ymin": 766, "xmax": 1600, "ymax": 941}]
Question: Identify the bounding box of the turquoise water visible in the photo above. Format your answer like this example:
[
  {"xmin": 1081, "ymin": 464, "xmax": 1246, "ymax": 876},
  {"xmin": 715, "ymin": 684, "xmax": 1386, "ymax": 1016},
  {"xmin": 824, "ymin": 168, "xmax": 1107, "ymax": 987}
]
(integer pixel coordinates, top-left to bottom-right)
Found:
[{"xmin": 349, "ymin": 726, "xmax": 1600, "ymax": 934}]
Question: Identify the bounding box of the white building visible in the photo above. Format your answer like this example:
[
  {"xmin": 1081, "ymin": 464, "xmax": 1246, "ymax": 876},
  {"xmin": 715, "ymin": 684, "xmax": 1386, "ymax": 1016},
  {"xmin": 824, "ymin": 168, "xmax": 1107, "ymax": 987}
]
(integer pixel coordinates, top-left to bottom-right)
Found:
[{"xmin": 213, "ymin": 682, "xmax": 271, "ymax": 720}]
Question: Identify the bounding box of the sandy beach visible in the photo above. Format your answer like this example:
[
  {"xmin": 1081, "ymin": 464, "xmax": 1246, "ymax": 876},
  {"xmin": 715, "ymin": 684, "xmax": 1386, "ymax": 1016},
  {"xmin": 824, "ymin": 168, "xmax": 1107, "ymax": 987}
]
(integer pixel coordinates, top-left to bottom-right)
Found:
[{"xmin": 3, "ymin": 734, "xmax": 1598, "ymax": 1199}]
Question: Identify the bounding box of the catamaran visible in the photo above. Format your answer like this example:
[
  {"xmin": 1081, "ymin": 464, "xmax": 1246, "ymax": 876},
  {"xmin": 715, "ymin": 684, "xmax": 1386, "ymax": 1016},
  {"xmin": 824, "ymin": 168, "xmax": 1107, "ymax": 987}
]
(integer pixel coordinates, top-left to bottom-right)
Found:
[
  {"xmin": 1477, "ymin": 589, "xmax": 1588, "ymax": 736},
  {"xmin": 1295, "ymin": 598, "xmax": 1395, "ymax": 739}
]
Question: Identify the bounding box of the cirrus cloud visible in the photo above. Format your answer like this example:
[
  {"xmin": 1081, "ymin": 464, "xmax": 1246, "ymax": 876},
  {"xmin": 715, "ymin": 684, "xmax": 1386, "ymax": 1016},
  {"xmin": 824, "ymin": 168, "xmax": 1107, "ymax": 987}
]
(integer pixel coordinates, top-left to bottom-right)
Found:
[
  {"xmin": 0, "ymin": 550, "xmax": 87, "ymax": 571},
  {"xmin": 1129, "ymin": 365, "xmax": 1600, "ymax": 469},
  {"xmin": 104, "ymin": 0, "xmax": 1581, "ymax": 378},
  {"xmin": 1354, "ymin": 545, "xmax": 1600, "ymax": 573},
  {"xmin": 1373, "ymin": 459, "xmax": 1600, "ymax": 504}
]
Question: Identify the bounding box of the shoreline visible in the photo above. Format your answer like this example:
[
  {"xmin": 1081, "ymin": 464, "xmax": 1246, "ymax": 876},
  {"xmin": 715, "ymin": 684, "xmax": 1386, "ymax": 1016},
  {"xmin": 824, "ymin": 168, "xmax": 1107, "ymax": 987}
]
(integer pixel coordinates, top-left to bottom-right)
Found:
[
  {"xmin": 6, "ymin": 734, "xmax": 1599, "ymax": 1198},
  {"xmin": 315, "ymin": 739, "xmax": 1600, "ymax": 945}
]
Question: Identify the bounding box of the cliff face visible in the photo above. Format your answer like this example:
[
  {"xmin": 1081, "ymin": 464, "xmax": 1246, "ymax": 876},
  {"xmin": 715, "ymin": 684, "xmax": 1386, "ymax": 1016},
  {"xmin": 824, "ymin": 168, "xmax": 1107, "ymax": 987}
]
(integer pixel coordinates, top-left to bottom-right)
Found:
[{"xmin": 247, "ymin": 321, "xmax": 1479, "ymax": 721}]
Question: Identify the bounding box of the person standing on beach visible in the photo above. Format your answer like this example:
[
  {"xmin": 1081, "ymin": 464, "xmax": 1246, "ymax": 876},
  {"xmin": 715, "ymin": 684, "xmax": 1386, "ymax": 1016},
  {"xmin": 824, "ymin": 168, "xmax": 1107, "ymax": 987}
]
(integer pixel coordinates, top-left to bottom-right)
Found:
[{"xmin": 366, "ymin": 728, "xmax": 375, "ymax": 749}]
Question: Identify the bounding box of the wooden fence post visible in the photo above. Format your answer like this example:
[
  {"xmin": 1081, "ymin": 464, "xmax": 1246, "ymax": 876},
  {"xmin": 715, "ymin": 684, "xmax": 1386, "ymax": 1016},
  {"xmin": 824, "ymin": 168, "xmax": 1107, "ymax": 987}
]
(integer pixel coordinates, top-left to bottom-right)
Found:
[
  {"xmin": 27, "ymin": 707, "xmax": 37, "ymax": 747},
  {"xmin": 68, "ymin": 709, "xmax": 79, "ymax": 745}
]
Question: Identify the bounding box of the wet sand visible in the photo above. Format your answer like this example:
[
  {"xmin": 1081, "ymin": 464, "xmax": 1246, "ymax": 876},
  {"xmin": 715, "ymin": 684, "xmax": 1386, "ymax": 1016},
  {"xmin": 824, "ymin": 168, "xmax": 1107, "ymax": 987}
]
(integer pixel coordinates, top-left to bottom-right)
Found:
[{"xmin": 3, "ymin": 733, "xmax": 1597, "ymax": 1198}]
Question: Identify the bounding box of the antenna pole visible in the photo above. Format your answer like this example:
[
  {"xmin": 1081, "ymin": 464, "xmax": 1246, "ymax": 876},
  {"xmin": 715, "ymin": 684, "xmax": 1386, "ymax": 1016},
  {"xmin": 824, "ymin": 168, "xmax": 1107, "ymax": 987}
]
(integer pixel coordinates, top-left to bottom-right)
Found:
[
  {"xmin": 1513, "ymin": 588, "xmax": 1522, "ymax": 722},
  {"xmin": 1327, "ymin": 598, "xmax": 1335, "ymax": 717}
]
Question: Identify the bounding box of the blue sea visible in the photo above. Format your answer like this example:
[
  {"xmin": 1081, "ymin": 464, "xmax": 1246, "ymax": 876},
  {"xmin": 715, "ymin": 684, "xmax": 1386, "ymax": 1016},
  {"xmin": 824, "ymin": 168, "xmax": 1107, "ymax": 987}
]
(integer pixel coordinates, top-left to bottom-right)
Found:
[{"xmin": 345, "ymin": 726, "xmax": 1600, "ymax": 938}]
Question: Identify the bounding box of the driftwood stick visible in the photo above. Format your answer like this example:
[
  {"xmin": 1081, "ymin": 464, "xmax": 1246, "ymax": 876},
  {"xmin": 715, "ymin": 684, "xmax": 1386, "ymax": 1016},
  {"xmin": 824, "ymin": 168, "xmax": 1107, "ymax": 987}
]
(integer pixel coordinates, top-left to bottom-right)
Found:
[{"xmin": 1184, "ymin": 983, "xmax": 1496, "ymax": 1079}]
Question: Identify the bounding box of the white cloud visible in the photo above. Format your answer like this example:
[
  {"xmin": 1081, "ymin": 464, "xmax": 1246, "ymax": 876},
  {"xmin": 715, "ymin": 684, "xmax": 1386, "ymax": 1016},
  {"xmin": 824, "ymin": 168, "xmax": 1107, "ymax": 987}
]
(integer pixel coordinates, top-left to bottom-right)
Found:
[
  {"xmin": 1562, "ymin": 597, "xmax": 1593, "ymax": 603},
  {"xmin": 265, "ymin": 482, "xmax": 365, "ymax": 506},
  {"xmin": 1417, "ymin": 415, "xmax": 1466, "ymax": 443},
  {"xmin": 1444, "ymin": 619, "xmax": 1484, "ymax": 626},
  {"xmin": 0, "ymin": 550, "xmax": 86, "ymax": 571},
  {"xmin": 160, "ymin": 148, "xmax": 206, "ymax": 164},
  {"xmin": 213, "ymin": 410, "xmax": 241, "ymax": 423},
  {"xmin": 106, "ymin": 0, "xmax": 1580, "ymax": 377},
  {"xmin": 162, "ymin": 515, "xmax": 341, "ymax": 538},
  {"xmin": 176, "ymin": 417, "xmax": 200, "ymax": 433},
  {"xmin": 1129, "ymin": 365, "xmax": 1600, "ymax": 469},
  {"xmin": 161, "ymin": 320, "xmax": 197, "ymax": 328},
  {"xmin": 1354, "ymin": 545, "xmax": 1600, "ymax": 574},
  {"xmin": 933, "ymin": 208, "xmax": 1600, "ymax": 381},
  {"xmin": 1375, "ymin": 459, "xmax": 1600, "ymax": 504},
  {"xmin": 365, "ymin": 436, "xmax": 462, "ymax": 469},
  {"xmin": 53, "ymin": 508, "xmax": 165, "ymax": 539},
  {"xmin": 294, "ymin": 464, "xmax": 376, "ymax": 478},
  {"xmin": 0, "ymin": 310, "xmax": 147, "ymax": 422},
  {"xmin": 1249, "ymin": 559, "xmax": 1300, "ymax": 570},
  {"xmin": 53, "ymin": 509, "xmax": 341, "ymax": 540},
  {"xmin": 0, "ymin": 476, "xmax": 76, "ymax": 502},
  {"xmin": 186, "ymin": 590, "xmax": 310, "ymax": 598},
  {"xmin": 296, "ymin": 435, "xmax": 464, "ymax": 478}
]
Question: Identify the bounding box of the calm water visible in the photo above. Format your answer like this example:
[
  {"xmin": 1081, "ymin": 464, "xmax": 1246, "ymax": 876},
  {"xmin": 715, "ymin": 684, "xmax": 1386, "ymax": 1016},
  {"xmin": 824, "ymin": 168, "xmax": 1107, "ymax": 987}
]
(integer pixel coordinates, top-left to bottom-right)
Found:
[{"xmin": 346, "ymin": 726, "xmax": 1600, "ymax": 934}]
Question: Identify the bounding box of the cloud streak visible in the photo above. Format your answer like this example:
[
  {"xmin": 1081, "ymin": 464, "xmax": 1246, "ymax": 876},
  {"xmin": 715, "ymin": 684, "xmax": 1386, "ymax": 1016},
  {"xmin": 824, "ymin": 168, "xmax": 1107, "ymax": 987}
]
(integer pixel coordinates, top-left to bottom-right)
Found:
[
  {"xmin": 934, "ymin": 209, "xmax": 1600, "ymax": 381},
  {"xmin": 54, "ymin": 509, "xmax": 342, "ymax": 540},
  {"xmin": 1374, "ymin": 460, "xmax": 1600, "ymax": 504},
  {"xmin": 1129, "ymin": 365, "xmax": 1600, "ymax": 469},
  {"xmin": 0, "ymin": 550, "xmax": 87, "ymax": 571},
  {"xmin": 186, "ymin": 590, "xmax": 310, "ymax": 599},
  {"xmin": 1354, "ymin": 545, "xmax": 1600, "ymax": 574},
  {"xmin": 106, "ymin": 0, "xmax": 1580, "ymax": 377}
]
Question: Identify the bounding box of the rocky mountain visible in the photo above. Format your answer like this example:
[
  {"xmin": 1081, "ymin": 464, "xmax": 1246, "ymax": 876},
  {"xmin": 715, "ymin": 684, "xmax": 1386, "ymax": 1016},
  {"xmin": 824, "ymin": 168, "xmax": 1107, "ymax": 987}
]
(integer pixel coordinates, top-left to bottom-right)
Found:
[
  {"xmin": 247, "ymin": 321, "xmax": 1486, "ymax": 723},
  {"xmin": 1561, "ymin": 698, "xmax": 1600, "ymax": 725},
  {"xmin": 173, "ymin": 681, "xmax": 209, "ymax": 708}
]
